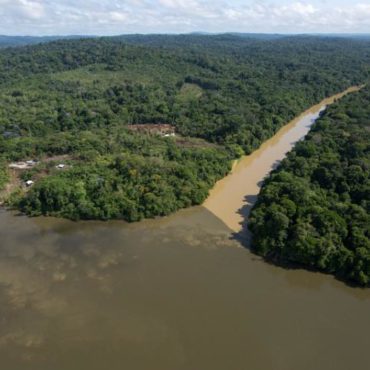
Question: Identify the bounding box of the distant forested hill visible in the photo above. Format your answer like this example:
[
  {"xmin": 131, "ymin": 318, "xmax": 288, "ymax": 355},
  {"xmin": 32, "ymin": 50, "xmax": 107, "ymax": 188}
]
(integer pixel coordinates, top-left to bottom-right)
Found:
[
  {"xmin": 0, "ymin": 34, "xmax": 369, "ymax": 221},
  {"xmin": 0, "ymin": 35, "xmax": 89, "ymax": 48},
  {"xmin": 249, "ymin": 86, "xmax": 370, "ymax": 286}
]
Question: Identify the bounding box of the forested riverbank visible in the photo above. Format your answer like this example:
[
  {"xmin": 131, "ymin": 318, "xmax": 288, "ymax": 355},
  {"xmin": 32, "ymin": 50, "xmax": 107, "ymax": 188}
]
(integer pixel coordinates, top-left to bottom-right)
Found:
[
  {"xmin": 1, "ymin": 35, "xmax": 370, "ymax": 221},
  {"xmin": 249, "ymin": 86, "xmax": 370, "ymax": 286},
  {"xmin": 204, "ymin": 86, "xmax": 362, "ymax": 232}
]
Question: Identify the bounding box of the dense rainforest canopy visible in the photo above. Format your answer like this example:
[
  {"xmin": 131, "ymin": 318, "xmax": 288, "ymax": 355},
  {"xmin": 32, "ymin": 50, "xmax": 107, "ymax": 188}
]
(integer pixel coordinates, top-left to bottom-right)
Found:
[
  {"xmin": 0, "ymin": 34, "xmax": 369, "ymax": 221},
  {"xmin": 249, "ymin": 86, "xmax": 370, "ymax": 286}
]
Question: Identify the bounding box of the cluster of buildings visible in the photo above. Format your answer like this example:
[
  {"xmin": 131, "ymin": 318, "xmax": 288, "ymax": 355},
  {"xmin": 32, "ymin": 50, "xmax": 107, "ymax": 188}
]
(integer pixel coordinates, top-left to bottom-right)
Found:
[
  {"xmin": 8, "ymin": 160, "xmax": 67, "ymax": 188},
  {"xmin": 9, "ymin": 160, "xmax": 39, "ymax": 170}
]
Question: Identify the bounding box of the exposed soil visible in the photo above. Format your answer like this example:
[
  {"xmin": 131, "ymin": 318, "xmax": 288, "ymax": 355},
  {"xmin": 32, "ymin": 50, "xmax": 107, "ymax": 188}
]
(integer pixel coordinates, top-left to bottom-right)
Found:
[
  {"xmin": 0, "ymin": 154, "xmax": 73, "ymax": 205},
  {"xmin": 0, "ymin": 169, "xmax": 22, "ymax": 205}
]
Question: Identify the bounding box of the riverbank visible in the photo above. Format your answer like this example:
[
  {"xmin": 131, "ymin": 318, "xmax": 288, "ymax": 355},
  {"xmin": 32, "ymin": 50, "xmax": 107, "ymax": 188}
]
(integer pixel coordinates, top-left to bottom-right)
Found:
[{"xmin": 203, "ymin": 85, "xmax": 364, "ymax": 233}]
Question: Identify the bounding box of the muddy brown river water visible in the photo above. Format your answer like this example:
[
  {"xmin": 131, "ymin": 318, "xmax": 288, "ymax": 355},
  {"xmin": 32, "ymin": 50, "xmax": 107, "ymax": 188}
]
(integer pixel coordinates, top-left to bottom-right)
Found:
[
  {"xmin": 0, "ymin": 87, "xmax": 369, "ymax": 370},
  {"xmin": 204, "ymin": 86, "xmax": 363, "ymax": 232}
]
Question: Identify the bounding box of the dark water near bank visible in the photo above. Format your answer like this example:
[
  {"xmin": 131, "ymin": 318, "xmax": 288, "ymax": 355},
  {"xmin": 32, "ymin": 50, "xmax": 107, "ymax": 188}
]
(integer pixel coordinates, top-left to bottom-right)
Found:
[{"xmin": 0, "ymin": 207, "xmax": 369, "ymax": 370}]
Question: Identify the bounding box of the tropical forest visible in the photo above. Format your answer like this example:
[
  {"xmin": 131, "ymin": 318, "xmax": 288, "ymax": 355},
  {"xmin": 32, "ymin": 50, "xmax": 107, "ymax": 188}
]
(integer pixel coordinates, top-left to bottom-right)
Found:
[{"xmin": 0, "ymin": 35, "xmax": 369, "ymax": 225}]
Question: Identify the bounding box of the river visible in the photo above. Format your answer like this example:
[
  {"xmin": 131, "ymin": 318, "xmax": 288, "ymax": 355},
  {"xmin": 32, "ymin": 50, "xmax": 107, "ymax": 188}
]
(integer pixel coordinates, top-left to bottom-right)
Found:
[
  {"xmin": 204, "ymin": 86, "xmax": 363, "ymax": 232},
  {"xmin": 0, "ymin": 87, "xmax": 369, "ymax": 370}
]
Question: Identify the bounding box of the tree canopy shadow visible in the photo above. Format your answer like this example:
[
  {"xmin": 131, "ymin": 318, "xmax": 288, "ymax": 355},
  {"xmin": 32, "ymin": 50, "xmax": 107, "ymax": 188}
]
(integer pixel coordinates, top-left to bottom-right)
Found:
[
  {"xmin": 230, "ymin": 159, "xmax": 283, "ymax": 249},
  {"xmin": 228, "ymin": 161, "xmax": 369, "ymax": 289}
]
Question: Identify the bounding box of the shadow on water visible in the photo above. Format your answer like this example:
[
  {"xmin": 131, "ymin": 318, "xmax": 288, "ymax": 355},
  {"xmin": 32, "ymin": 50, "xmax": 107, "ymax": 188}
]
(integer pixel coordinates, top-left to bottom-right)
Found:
[
  {"xmin": 230, "ymin": 161, "xmax": 282, "ymax": 247},
  {"xmin": 229, "ymin": 173, "xmax": 369, "ymax": 289}
]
